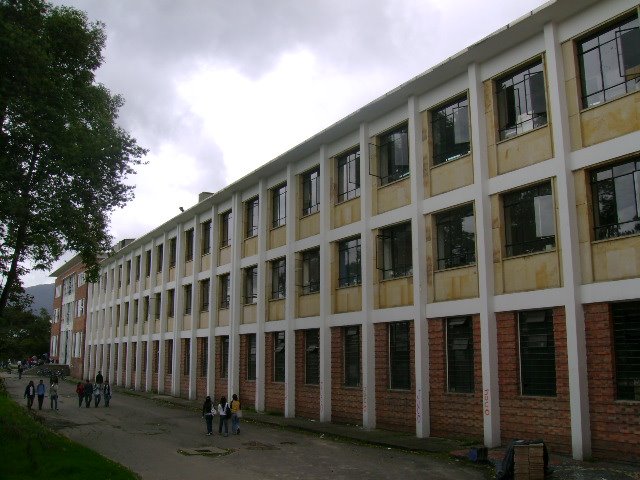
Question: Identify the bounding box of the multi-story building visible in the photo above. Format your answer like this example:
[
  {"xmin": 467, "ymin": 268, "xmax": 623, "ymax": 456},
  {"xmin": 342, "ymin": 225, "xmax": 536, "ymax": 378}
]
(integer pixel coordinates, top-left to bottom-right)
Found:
[
  {"xmin": 83, "ymin": 0, "xmax": 640, "ymax": 462},
  {"xmin": 50, "ymin": 255, "xmax": 91, "ymax": 378}
]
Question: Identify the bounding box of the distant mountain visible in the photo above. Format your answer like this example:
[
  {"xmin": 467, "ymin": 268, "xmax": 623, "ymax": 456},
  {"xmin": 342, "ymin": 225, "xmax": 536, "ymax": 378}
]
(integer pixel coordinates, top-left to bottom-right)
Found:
[{"xmin": 25, "ymin": 283, "xmax": 55, "ymax": 317}]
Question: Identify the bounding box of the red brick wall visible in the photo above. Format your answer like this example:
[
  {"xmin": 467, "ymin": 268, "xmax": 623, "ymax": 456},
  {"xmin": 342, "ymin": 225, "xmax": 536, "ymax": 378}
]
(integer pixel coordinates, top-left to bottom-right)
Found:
[
  {"xmin": 374, "ymin": 321, "xmax": 416, "ymax": 432},
  {"xmin": 214, "ymin": 336, "xmax": 228, "ymax": 401},
  {"xmin": 497, "ymin": 308, "xmax": 571, "ymax": 454},
  {"xmin": 265, "ymin": 332, "xmax": 285, "ymax": 413},
  {"xmin": 330, "ymin": 327, "xmax": 362, "ymax": 425},
  {"xmin": 239, "ymin": 334, "xmax": 256, "ymax": 409},
  {"xmin": 196, "ymin": 337, "xmax": 207, "ymax": 399},
  {"xmin": 429, "ymin": 315, "xmax": 483, "ymax": 440},
  {"xmin": 584, "ymin": 302, "xmax": 640, "ymax": 462},
  {"xmin": 179, "ymin": 338, "xmax": 190, "ymax": 398},
  {"xmin": 295, "ymin": 330, "xmax": 320, "ymax": 420}
]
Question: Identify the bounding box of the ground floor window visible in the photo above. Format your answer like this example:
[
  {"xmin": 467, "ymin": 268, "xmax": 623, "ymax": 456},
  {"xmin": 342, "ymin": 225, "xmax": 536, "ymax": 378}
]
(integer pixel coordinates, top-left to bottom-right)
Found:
[
  {"xmin": 518, "ymin": 310, "xmax": 556, "ymax": 396},
  {"xmin": 612, "ymin": 301, "xmax": 640, "ymax": 401}
]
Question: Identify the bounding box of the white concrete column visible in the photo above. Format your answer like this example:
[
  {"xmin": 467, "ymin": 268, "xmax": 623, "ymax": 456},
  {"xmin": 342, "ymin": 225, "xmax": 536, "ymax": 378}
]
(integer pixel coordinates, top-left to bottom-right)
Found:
[
  {"xmin": 255, "ymin": 180, "xmax": 268, "ymax": 411},
  {"xmin": 83, "ymin": 283, "xmax": 95, "ymax": 380},
  {"xmin": 207, "ymin": 204, "xmax": 219, "ymax": 397},
  {"xmin": 408, "ymin": 95, "xmax": 430, "ymax": 437},
  {"xmin": 189, "ymin": 215, "xmax": 201, "ymax": 400},
  {"xmin": 172, "ymin": 224, "xmax": 184, "ymax": 396},
  {"xmin": 468, "ymin": 62, "xmax": 501, "ymax": 447},
  {"xmin": 157, "ymin": 235, "xmax": 168, "ymax": 394},
  {"xmin": 359, "ymin": 121, "xmax": 376, "ymax": 429},
  {"xmin": 318, "ymin": 144, "xmax": 332, "ymax": 422},
  {"xmin": 229, "ymin": 193, "xmax": 243, "ymax": 397},
  {"xmin": 284, "ymin": 163, "xmax": 297, "ymax": 417},
  {"xmin": 544, "ymin": 21, "xmax": 591, "ymax": 460}
]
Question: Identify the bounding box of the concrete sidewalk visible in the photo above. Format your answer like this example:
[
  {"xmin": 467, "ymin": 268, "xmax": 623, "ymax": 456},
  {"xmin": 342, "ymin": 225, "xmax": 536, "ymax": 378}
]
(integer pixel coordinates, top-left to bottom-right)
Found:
[{"xmin": 117, "ymin": 386, "xmax": 639, "ymax": 480}]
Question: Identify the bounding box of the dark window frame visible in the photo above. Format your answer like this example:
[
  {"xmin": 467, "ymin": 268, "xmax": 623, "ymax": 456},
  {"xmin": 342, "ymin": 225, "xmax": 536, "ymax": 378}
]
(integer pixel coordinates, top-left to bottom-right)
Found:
[
  {"xmin": 518, "ymin": 309, "xmax": 557, "ymax": 397},
  {"xmin": 431, "ymin": 95, "xmax": 471, "ymax": 165},
  {"xmin": 219, "ymin": 274, "xmax": 230, "ymax": 309},
  {"xmin": 201, "ymin": 220, "xmax": 212, "ymax": 255},
  {"xmin": 336, "ymin": 148, "xmax": 361, "ymax": 203},
  {"xmin": 145, "ymin": 250, "xmax": 152, "ymax": 277},
  {"xmin": 200, "ymin": 278, "xmax": 210, "ymax": 312},
  {"xmin": 246, "ymin": 197, "xmax": 259, "ymax": 238},
  {"xmin": 496, "ymin": 60, "xmax": 548, "ymax": 140},
  {"xmin": 612, "ymin": 301, "xmax": 640, "ymax": 401},
  {"xmin": 220, "ymin": 336, "xmax": 229, "ymax": 379},
  {"xmin": 156, "ymin": 245, "xmax": 164, "ymax": 273},
  {"xmin": 184, "ymin": 284, "xmax": 192, "ymax": 315},
  {"xmin": 183, "ymin": 338, "xmax": 190, "ymax": 376},
  {"xmin": 389, "ymin": 321, "xmax": 411, "ymax": 390},
  {"xmin": 247, "ymin": 333, "xmax": 257, "ymax": 381},
  {"xmin": 305, "ymin": 329, "xmax": 320, "ymax": 385},
  {"xmin": 274, "ymin": 332, "xmax": 285, "ymax": 382},
  {"xmin": 578, "ymin": 14, "xmax": 640, "ymax": 109},
  {"xmin": 435, "ymin": 203, "xmax": 476, "ymax": 270},
  {"xmin": 220, "ymin": 210, "xmax": 232, "ymax": 248},
  {"xmin": 185, "ymin": 228, "xmax": 194, "ymax": 262},
  {"xmin": 301, "ymin": 248, "xmax": 320, "ymax": 295},
  {"xmin": 377, "ymin": 223, "xmax": 413, "ymax": 280},
  {"xmin": 590, "ymin": 157, "xmax": 640, "ymax": 241},
  {"xmin": 272, "ymin": 184, "xmax": 287, "ymax": 228},
  {"xmin": 271, "ymin": 258, "xmax": 286, "ymax": 300},
  {"xmin": 168, "ymin": 237, "xmax": 177, "ymax": 268},
  {"xmin": 244, "ymin": 266, "xmax": 258, "ymax": 305},
  {"xmin": 503, "ymin": 181, "xmax": 556, "ymax": 257},
  {"xmin": 199, "ymin": 337, "xmax": 208, "ymax": 377},
  {"xmin": 338, "ymin": 237, "xmax": 361, "ymax": 287},
  {"xmin": 302, "ymin": 167, "xmax": 320, "ymax": 216},
  {"xmin": 446, "ymin": 316, "xmax": 474, "ymax": 393},
  {"xmin": 167, "ymin": 289, "xmax": 175, "ymax": 318},
  {"xmin": 374, "ymin": 124, "xmax": 409, "ymax": 186},
  {"xmin": 343, "ymin": 326, "xmax": 361, "ymax": 387}
]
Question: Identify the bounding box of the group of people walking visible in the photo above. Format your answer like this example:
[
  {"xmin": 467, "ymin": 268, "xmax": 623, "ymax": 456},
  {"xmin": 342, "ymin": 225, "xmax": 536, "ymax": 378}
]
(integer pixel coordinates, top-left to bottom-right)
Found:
[
  {"xmin": 23, "ymin": 378, "xmax": 58, "ymax": 411},
  {"xmin": 202, "ymin": 394, "xmax": 241, "ymax": 437},
  {"xmin": 75, "ymin": 371, "xmax": 112, "ymax": 408}
]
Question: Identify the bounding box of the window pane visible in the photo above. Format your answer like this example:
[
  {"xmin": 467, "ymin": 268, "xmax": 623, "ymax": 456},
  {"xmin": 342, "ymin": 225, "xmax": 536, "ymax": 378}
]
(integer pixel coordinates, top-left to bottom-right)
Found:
[
  {"xmin": 344, "ymin": 326, "xmax": 360, "ymax": 387},
  {"xmin": 447, "ymin": 317, "xmax": 474, "ymax": 393},
  {"xmin": 305, "ymin": 329, "xmax": 320, "ymax": 385},
  {"xmin": 274, "ymin": 332, "xmax": 285, "ymax": 382},
  {"xmin": 389, "ymin": 322, "xmax": 411, "ymax": 390},
  {"xmin": 519, "ymin": 310, "xmax": 556, "ymax": 396},
  {"xmin": 612, "ymin": 302, "xmax": 640, "ymax": 400}
]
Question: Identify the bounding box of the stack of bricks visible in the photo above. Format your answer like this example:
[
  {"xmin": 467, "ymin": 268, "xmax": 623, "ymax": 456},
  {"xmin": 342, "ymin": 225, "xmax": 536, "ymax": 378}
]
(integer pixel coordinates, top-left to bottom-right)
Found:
[{"xmin": 513, "ymin": 443, "xmax": 545, "ymax": 480}]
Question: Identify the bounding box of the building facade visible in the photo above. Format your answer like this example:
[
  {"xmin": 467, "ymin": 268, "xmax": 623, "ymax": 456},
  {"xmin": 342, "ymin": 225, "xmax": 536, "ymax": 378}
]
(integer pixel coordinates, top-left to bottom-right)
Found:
[
  {"xmin": 50, "ymin": 256, "xmax": 91, "ymax": 379},
  {"xmin": 82, "ymin": 0, "xmax": 640, "ymax": 462}
]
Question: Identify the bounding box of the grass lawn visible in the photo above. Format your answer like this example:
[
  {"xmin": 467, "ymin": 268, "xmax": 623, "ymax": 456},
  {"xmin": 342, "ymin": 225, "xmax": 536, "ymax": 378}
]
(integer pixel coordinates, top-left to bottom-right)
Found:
[{"xmin": 0, "ymin": 379, "xmax": 138, "ymax": 480}]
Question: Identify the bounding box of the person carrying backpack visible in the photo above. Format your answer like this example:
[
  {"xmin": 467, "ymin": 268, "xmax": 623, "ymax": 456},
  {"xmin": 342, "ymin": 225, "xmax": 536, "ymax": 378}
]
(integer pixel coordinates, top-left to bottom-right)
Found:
[{"xmin": 217, "ymin": 396, "xmax": 229, "ymax": 437}]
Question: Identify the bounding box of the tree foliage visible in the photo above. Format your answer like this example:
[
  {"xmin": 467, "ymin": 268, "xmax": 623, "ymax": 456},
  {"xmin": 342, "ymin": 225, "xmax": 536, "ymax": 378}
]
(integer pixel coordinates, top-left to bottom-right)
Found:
[
  {"xmin": 0, "ymin": 304, "xmax": 51, "ymax": 362},
  {"xmin": 0, "ymin": 0, "xmax": 147, "ymax": 315}
]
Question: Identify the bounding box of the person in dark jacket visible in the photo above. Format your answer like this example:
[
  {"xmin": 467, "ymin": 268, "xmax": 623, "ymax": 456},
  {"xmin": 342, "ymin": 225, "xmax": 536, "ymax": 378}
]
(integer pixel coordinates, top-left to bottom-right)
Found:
[
  {"xmin": 76, "ymin": 382, "xmax": 84, "ymax": 407},
  {"xmin": 83, "ymin": 379, "xmax": 93, "ymax": 407},
  {"xmin": 103, "ymin": 380, "xmax": 112, "ymax": 407},
  {"xmin": 36, "ymin": 379, "xmax": 46, "ymax": 410},
  {"xmin": 95, "ymin": 371, "xmax": 104, "ymax": 385},
  {"xmin": 24, "ymin": 380, "xmax": 35, "ymax": 410},
  {"xmin": 202, "ymin": 396, "xmax": 214, "ymax": 435}
]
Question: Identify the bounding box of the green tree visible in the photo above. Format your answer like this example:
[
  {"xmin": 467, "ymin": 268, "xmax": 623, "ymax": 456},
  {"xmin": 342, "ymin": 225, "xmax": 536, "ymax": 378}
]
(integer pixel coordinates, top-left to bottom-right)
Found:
[{"xmin": 0, "ymin": 0, "xmax": 147, "ymax": 316}]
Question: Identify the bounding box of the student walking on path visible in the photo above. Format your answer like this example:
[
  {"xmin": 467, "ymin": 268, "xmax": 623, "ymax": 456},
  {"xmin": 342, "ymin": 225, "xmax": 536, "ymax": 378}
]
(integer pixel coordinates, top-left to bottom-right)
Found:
[
  {"xmin": 202, "ymin": 396, "xmax": 214, "ymax": 435},
  {"xmin": 103, "ymin": 380, "xmax": 112, "ymax": 407},
  {"xmin": 230, "ymin": 394, "xmax": 241, "ymax": 435},
  {"xmin": 24, "ymin": 380, "xmax": 35, "ymax": 410},
  {"xmin": 93, "ymin": 383, "xmax": 102, "ymax": 407},
  {"xmin": 50, "ymin": 381, "xmax": 59, "ymax": 410},
  {"xmin": 83, "ymin": 380, "xmax": 93, "ymax": 407},
  {"xmin": 36, "ymin": 379, "xmax": 46, "ymax": 410},
  {"xmin": 76, "ymin": 382, "xmax": 84, "ymax": 407},
  {"xmin": 217, "ymin": 396, "xmax": 229, "ymax": 437}
]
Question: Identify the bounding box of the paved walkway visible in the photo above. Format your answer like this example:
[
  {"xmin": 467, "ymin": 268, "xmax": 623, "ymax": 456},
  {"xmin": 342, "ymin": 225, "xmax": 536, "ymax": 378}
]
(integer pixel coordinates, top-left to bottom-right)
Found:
[{"xmin": 5, "ymin": 373, "xmax": 639, "ymax": 479}]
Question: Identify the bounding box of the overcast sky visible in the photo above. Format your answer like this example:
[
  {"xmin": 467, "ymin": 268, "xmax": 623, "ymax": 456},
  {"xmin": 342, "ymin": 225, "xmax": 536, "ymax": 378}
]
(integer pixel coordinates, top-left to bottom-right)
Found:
[{"xmin": 30, "ymin": 0, "xmax": 548, "ymax": 287}]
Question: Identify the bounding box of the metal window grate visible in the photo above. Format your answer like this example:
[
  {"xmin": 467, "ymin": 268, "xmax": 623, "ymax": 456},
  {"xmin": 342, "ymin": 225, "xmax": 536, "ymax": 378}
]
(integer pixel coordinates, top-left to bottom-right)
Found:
[
  {"xmin": 447, "ymin": 317, "xmax": 474, "ymax": 393},
  {"xmin": 344, "ymin": 326, "xmax": 360, "ymax": 387},
  {"xmin": 518, "ymin": 310, "xmax": 556, "ymax": 397},
  {"xmin": 305, "ymin": 329, "xmax": 320, "ymax": 385},
  {"xmin": 613, "ymin": 301, "xmax": 640, "ymax": 401},
  {"xmin": 389, "ymin": 321, "xmax": 411, "ymax": 390},
  {"xmin": 274, "ymin": 332, "xmax": 285, "ymax": 382}
]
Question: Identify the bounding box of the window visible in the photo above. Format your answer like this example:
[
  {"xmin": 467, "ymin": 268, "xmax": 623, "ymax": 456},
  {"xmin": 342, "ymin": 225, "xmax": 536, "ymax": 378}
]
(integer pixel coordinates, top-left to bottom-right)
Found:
[
  {"xmin": 578, "ymin": 15, "xmax": 640, "ymax": 108},
  {"xmin": 122, "ymin": 303, "xmax": 128, "ymax": 325},
  {"xmin": 184, "ymin": 284, "xmax": 192, "ymax": 315},
  {"xmin": 377, "ymin": 222, "xmax": 412, "ymax": 279},
  {"xmin": 590, "ymin": 158, "xmax": 640, "ymax": 240},
  {"xmin": 247, "ymin": 334, "xmax": 257, "ymax": 381},
  {"xmin": 185, "ymin": 229, "xmax": 194, "ymax": 262},
  {"xmin": 200, "ymin": 279, "xmax": 210, "ymax": 312},
  {"xmin": 612, "ymin": 302, "xmax": 640, "ymax": 400},
  {"xmin": 183, "ymin": 339, "xmax": 190, "ymax": 375},
  {"xmin": 77, "ymin": 272, "xmax": 86, "ymax": 286},
  {"xmin": 305, "ymin": 329, "xmax": 320, "ymax": 385},
  {"xmin": 376, "ymin": 124, "xmax": 409, "ymax": 185},
  {"xmin": 338, "ymin": 237, "xmax": 361, "ymax": 287},
  {"xmin": 518, "ymin": 310, "xmax": 556, "ymax": 396},
  {"xmin": 246, "ymin": 197, "xmax": 259, "ymax": 238},
  {"xmin": 156, "ymin": 245, "xmax": 164, "ymax": 272},
  {"xmin": 118, "ymin": 265, "xmax": 122, "ymax": 288},
  {"xmin": 199, "ymin": 337, "xmax": 208, "ymax": 377},
  {"xmin": 145, "ymin": 250, "xmax": 151, "ymax": 277},
  {"xmin": 503, "ymin": 181, "xmax": 555, "ymax": 257},
  {"xmin": 337, "ymin": 148, "xmax": 360, "ymax": 202},
  {"xmin": 274, "ymin": 332, "xmax": 285, "ymax": 382},
  {"xmin": 143, "ymin": 296, "xmax": 149, "ymax": 321},
  {"xmin": 436, "ymin": 204, "xmax": 476, "ymax": 270},
  {"xmin": 219, "ymin": 274, "xmax": 230, "ymax": 309},
  {"xmin": 344, "ymin": 326, "xmax": 360, "ymax": 387},
  {"xmin": 133, "ymin": 299, "xmax": 139, "ymax": 323},
  {"xmin": 431, "ymin": 95, "xmax": 470, "ymax": 165},
  {"xmin": 220, "ymin": 336, "xmax": 229, "ymax": 378},
  {"xmin": 135, "ymin": 255, "xmax": 141, "ymax": 280},
  {"xmin": 220, "ymin": 210, "xmax": 232, "ymax": 247},
  {"xmin": 167, "ymin": 289, "xmax": 175, "ymax": 318},
  {"xmin": 154, "ymin": 294, "xmax": 161, "ymax": 320},
  {"xmin": 301, "ymin": 248, "xmax": 320, "ymax": 294},
  {"xmin": 201, "ymin": 220, "xmax": 212, "ymax": 255},
  {"xmin": 446, "ymin": 317, "xmax": 474, "ymax": 393},
  {"xmin": 166, "ymin": 340, "xmax": 173, "ymax": 374},
  {"xmin": 126, "ymin": 260, "xmax": 131, "ymax": 285},
  {"xmin": 153, "ymin": 341, "xmax": 159, "ymax": 373},
  {"xmin": 496, "ymin": 60, "xmax": 547, "ymax": 140},
  {"xmin": 302, "ymin": 167, "xmax": 320, "ymax": 215},
  {"xmin": 389, "ymin": 321, "xmax": 411, "ymax": 390},
  {"xmin": 271, "ymin": 258, "xmax": 286, "ymax": 299},
  {"xmin": 168, "ymin": 237, "xmax": 177, "ymax": 267},
  {"xmin": 244, "ymin": 266, "xmax": 258, "ymax": 304},
  {"xmin": 272, "ymin": 183, "xmax": 287, "ymax": 228}
]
